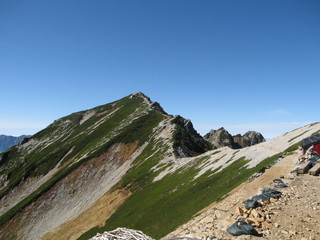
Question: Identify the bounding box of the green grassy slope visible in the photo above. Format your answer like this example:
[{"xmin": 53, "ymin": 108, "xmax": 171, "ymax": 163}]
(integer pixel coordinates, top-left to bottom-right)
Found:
[
  {"xmin": 78, "ymin": 145, "xmax": 292, "ymax": 240},
  {"xmin": 1, "ymin": 93, "xmax": 317, "ymax": 240},
  {"xmin": 0, "ymin": 93, "xmax": 165, "ymax": 228},
  {"xmin": 78, "ymin": 124, "xmax": 320, "ymax": 240}
]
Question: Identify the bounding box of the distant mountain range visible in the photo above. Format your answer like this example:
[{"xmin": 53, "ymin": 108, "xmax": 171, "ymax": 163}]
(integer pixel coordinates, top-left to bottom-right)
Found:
[{"xmin": 0, "ymin": 135, "xmax": 30, "ymax": 153}]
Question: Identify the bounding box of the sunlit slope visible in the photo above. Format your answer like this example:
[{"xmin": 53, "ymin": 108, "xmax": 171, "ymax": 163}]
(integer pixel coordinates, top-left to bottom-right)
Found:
[
  {"xmin": 78, "ymin": 123, "xmax": 320, "ymax": 239},
  {"xmin": 0, "ymin": 93, "xmax": 167, "ymax": 239},
  {"xmin": 0, "ymin": 92, "xmax": 318, "ymax": 240}
]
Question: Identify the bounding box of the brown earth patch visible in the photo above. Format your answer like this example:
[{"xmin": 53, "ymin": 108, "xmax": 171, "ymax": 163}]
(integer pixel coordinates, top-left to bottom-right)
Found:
[
  {"xmin": 41, "ymin": 188, "xmax": 131, "ymax": 240},
  {"xmin": 0, "ymin": 141, "xmax": 139, "ymax": 240},
  {"xmin": 117, "ymin": 141, "xmax": 139, "ymax": 164},
  {"xmin": 38, "ymin": 142, "xmax": 138, "ymax": 240},
  {"xmin": 63, "ymin": 141, "xmax": 139, "ymax": 186}
]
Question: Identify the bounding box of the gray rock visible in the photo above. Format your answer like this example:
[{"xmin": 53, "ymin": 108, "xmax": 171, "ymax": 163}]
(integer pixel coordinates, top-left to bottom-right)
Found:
[
  {"xmin": 233, "ymin": 131, "xmax": 265, "ymax": 148},
  {"xmin": 203, "ymin": 128, "xmax": 235, "ymax": 149},
  {"xmin": 204, "ymin": 128, "xmax": 265, "ymax": 149}
]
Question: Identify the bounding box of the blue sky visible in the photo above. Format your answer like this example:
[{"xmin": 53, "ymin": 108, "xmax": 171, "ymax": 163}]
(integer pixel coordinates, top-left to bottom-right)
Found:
[{"xmin": 0, "ymin": 0, "xmax": 319, "ymax": 138}]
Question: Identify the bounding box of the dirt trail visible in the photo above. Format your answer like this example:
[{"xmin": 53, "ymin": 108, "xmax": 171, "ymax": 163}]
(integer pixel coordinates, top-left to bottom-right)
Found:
[{"xmin": 163, "ymin": 151, "xmax": 320, "ymax": 240}]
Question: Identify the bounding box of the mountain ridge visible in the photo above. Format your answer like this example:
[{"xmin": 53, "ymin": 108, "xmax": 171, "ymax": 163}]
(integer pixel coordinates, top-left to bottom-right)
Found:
[
  {"xmin": 0, "ymin": 92, "xmax": 206, "ymax": 240},
  {"xmin": 0, "ymin": 92, "xmax": 319, "ymax": 240}
]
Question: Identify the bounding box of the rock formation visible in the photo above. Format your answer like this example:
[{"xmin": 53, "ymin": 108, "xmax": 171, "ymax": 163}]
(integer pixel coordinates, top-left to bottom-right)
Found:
[
  {"xmin": 233, "ymin": 131, "xmax": 266, "ymax": 148},
  {"xmin": 204, "ymin": 128, "xmax": 265, "ymax": 149},
  {"xmin": 203, "ymin": 127, "xmax": 234, "ymax": 149},
  {"xmin": 171, "ymin": 115, "xmax": 212, "ymax": 157}
]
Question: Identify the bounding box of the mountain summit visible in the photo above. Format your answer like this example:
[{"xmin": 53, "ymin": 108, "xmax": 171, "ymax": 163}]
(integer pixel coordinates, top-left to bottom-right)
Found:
[{"xmin": 0, "ymin": 93, "xmax": 319, "ymax": 240}]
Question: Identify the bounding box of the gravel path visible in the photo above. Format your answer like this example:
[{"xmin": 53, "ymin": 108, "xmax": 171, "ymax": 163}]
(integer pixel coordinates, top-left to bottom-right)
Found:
[{"xmin": 163, "ymin": 151, "xmax": 320, "ymax": 240}]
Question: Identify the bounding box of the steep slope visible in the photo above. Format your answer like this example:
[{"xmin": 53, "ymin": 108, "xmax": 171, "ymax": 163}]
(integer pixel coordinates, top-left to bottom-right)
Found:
[
  {"xmin": 0, "ymin": 135, "xmax": 30, "ymax": 153},
  {"xmin": 1, "ymin": 93, "xmax": 319, "ymax": 240},
  {"xmin": 0, "ymin": 92, "xmax": 208, "ymax": 240},
  {"xmin": 77, "ymin": 124, "xmax": 320, "ymax": 240},
  {"xmin": 0, "ymin": 92, "xmax": 164, "ymax": 239},
  {"xmin": 163, "ymin": 150, "xmax": 309, "ymax": 239}
]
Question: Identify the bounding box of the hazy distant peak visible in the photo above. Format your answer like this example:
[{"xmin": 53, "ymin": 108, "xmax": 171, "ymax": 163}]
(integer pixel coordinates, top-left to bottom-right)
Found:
[{"xmin": 0, "ymin": 135, "xmax": 30, "ymax": 153}]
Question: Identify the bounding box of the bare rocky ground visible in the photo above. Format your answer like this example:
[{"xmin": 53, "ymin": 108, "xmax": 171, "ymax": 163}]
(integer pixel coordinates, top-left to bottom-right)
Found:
[
  {"xmin": 259, "ymin": 174, "xmax": 320, "ymax": 240},
  {"xmin": 163, "ymin": 151, "xmax": 320, "ymax": 240}
]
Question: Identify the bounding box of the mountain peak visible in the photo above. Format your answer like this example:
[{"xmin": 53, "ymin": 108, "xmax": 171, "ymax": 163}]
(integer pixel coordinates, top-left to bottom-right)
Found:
[
  {"xmin": 130, "ymin": 92, "xmax": 167, "ymax": 115},
  {"xmin": 130, "ymin": 91, "xmax": 149, "ymax": 99}
]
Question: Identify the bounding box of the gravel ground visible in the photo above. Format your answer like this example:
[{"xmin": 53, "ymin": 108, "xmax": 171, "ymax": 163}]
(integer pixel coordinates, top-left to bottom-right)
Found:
[{"xmin": 163, "ymin": 151, "xmax": 320, "ymax": 240}]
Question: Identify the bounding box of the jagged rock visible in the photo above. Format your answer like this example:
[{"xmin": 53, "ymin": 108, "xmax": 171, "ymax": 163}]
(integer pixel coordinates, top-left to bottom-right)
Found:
[
  {"xmin": 233, "ymin": 131, "xmax": 265, "ymax": 148},
  {"xmin": 251, "ymin": 209, "xmax": 261, "ymax": 218},
  {"xmin": 0, "ymin": 174, "xmax": 8, "ymax": 187},
  {"xmin": 236, "ymin": 207, "xmax": 245, "ymax": 216},
  {"xmin": 203, "ymin": 127, "xmax": 235, "ymax": 149},
  {"xmin": 204, "ymin": 128, "xmax": 265, "ymax": 149},
  {"xmin": 172, "ymin": 116, "xmax": 212, "ymax": 157},
  {"xmin": 151, "ymin": 102, "xmax": 167, "ymax": 115}
]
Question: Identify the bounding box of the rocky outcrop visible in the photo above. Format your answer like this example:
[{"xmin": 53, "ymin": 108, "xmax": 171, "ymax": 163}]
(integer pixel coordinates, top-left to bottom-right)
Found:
[
  {"xmin": 0, "ymin": 174, "xmax": 7, "ymax": 188},
  {"xmin": 204, "ymin": 128, "xmax": 265, "ymax": 149},
  {"xmin": 203, "ymin": 127, "xmax": 235, "ymax": 149},
  {"xmin": 150, "ymin": 102, "xmax": 167, "ymax": 115},
  {"xmin": 172, "ymin": 116, "xmax": 212, "ymax": 157},
  {"xmin": 233, "ymin": 131, "xmax": 266, "ymax": 148}
]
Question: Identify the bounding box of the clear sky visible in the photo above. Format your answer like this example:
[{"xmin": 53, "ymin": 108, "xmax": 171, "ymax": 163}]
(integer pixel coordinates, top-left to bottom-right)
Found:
[{"xmin": 1, "ymin": 0, "xmax": 319, "ymax": 138}]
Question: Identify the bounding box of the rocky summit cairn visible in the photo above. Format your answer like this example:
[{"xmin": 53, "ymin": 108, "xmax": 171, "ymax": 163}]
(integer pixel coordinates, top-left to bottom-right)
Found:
[{"xmin": 90, "ymin": 228, "xmax": 154, "ymax": 240}]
